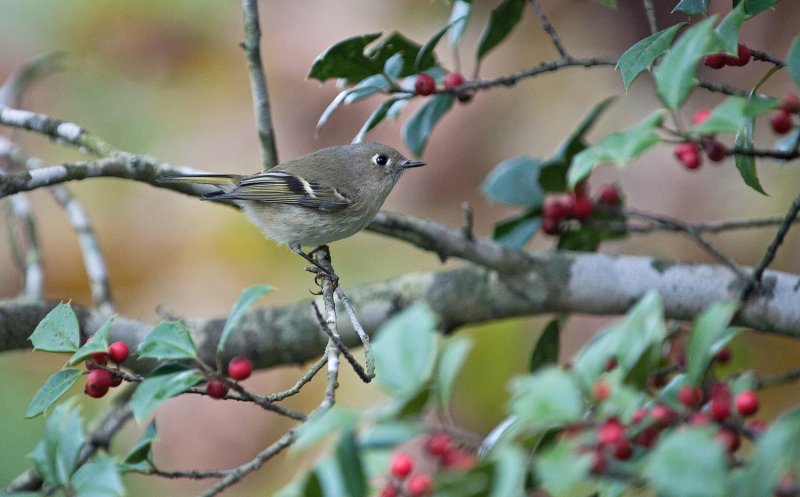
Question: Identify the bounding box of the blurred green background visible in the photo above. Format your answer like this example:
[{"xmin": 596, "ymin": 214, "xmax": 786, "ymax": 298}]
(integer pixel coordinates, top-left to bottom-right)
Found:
[{"xmin": 1, "ymin": 1, "xmax": 799, "ymax": 495}]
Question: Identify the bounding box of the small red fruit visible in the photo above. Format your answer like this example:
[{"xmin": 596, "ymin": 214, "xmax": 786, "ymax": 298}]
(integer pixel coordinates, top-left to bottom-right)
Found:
[
  {"xmin": 572, "ymin": 195, "xmax": 594, "ymax": 221},
  {"xmin": 613, "ymin": 438, "xmax": 633, "ymax": 460},
  {"xmin": 541, "ymin": 217, "xmax": 559, "ymax": 235},
  {"xmin": 710, "ymin": 396, "xmax": 731, "ymax": 422},
  {"xmin": 603, "ymin": 356, "xmax": 619, "ymax": 371},
  {"xmin": 704, "ymin": 140, "xmax": 729, "ymax": 162},
  {"xmin": 735, "ymin": 390, "xmax": 759, "ymax": 417},
  {"xmin": 228, "ymin": 357, "xmax": 253, "ymax": 381},
  {"xmin": 542, "ymin": 196, "xmax": 568, "ymax": 221},
  {"xmin": 714, "ymin": 348, "xmax": 732, "ymax": 364},
  {"xmin": 730, "ymin": 43, "xmax": 751, "ymax": 66},
  {"xmin": 780, "ymin": 93, "xmax": 800, "ymax": 114},
  {"xmin": 380, "ymin": 484, "xmax": 399, "ymax": 497},
  {"xmin": 597, "ymin": 418, "xmax": 625, "ymax": 446},
  {"xmin": 85, "ymin": 369, "xmax": 112, "ymax": 398},
  {"xmin": 692, "ymin": 108, "xmax": 713, "ymax": 126},
  {"xmin": 443, "ymin": 72, "xmax": 465, "ymax": 89},
  {"xmin": 206, "ymin": 379, "xmax": 228, "ymax": 399},
  {"xmin": 674, "ymin": 142, "xmax": 702, "ymax": 169},
  {"xmin": 704, "ymin": 53, "xmax": 727, "ymax": 69},
  {"xmin": 109, "ymin": 374, "xmax": 123, "ymax": 387},
  {"xmin": 389, "ymin": 453, "xmax": 414, "ymax": 479},
  {"xmin": 748, "ymin": 419, "xmax": 767, "ymax": 435},
  {"xmin": 678, "ymin": 385, "xmax": 704, "ymax": 408},
  {"xmin": 424, "ymin": 433, "xmax": 453, "ymax": 457},
  {"xmin": 716, "ymin": 428, "xmax": 741, "ymax": 453},
  {"xmin": 593, "ymin": 379, "xmax": 611, "ymax": 401},
  {"xmin": 650, "ymin": 404, "xmax": 676, "ymax": 426},
  {"xmin": 688, "ymin": 411, "xmax": 712, "ymax": 426},
  {"xmin": 406, "ymin": 473, "xmax": 433, "ymax": 497},
  {"xmin": 630, "ymin": 407, "xmax": 648, "ymax": 425},
  {"xmin": 596, "ymin": 185, "xmax": 621, "ymax": 206},
  {"xmin": 636, "ymin": 426, "xmax": 659, "ymax": 448},
  {"xmin": 770, "ymin": 110, "xmax": 793, "ymax": 135},
  {"xmin": 108, "ymin": 341, "xmax": 129, "ymax": 364},
  {"xmin": 414, "ymin": 73, "xmax": 436, "ymax": 96}
]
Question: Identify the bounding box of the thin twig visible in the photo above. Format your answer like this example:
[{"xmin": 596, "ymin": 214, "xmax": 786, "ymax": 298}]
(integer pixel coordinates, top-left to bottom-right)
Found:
[
  {"xmin": 642, "ymin": 0, "xmax": 658, "ymax": 34},
  {"xmin": 746, "ymin": 193, "xmax": 800, "ymax": 295},
  {"xmin": 5, "ymin": 194, "xmax": 43, "ymax": 300},
  {"xmin": 528, "ymin": 0, "xmax": 568, "ymax": 59},
  {"xmin": 335, "ymin": 285, "xmax": 374, "ymax": 380},
  {"xmin": 265, "ymin": 355, "xmax": 328, "ymax": 402},
  {"xmin": 756, "ymin": 366, "xmax": 800, "ymax": 389},
  {"xmin": 241, "ymin": 0, "xmax": 278, "ymax": 168},
  {"xmin": 312, "ymin": 301, "xmax": 371, "ymax": 382}
]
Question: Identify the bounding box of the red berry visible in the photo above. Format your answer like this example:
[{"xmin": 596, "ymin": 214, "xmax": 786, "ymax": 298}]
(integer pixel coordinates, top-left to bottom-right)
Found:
[
  {"xmin": 443, "ymin": 72, "xmax": 465, "ymax": 89},
  {"xmin": 109, "ymin": 374, "xmax": 123, "ymax": 387},
  {"xmin": 406, "ymin": 473, "xmax": 433, "ymax": 497},
  {"xmin": 704, "ymin": 53, "xmax": 727, "ymax": 69},
  {"xmin": 596, "ymin": 185, "xmax": 621, "ymax": 206},
  {"xmin": 780, "ymin": 93, "xmax": 800, "ymax": 114},
  {"xmin": 770, "ymin": 110, "xmax": 793, "ymax": 135},
  {"xmin": 704, "ymin": 140, "xmax": 729, "ymax": 162},
  {"xmin": 613, "ymin": 438, "xmax": 633, "ymax": 460},
  {"xmin": 541, "ymin": 217, "xmax": 559, "ymax": 235},
  {"xmin": 651, "ymin": 404, "xmax": 676, "ymax": 426},
  {"xmin": 590, "ymin": 451, "xmax": 607, "ymax": 474},
  {"xmin": 597, "ymin": 418, "xmax": 625, "ymax": 446},
  {"xmin": 380, "ymin": 484, "xmax": 399, "ymax": 497},
  {"xmin": 593, "ymin": 379, "xmax": 611, "ymax": 401},
  {"xmin": 630, "ymin": 407, "xmax": 648, "ymax": 425},
  {"xmin": 389, "ymin": 453, "xmax": 414, "ymax": 479},
  {"xmin": 108, "ymin": 341, "xmax": 129, "ymax": 364},
  {"xmin": 688, "ymin": 411, "xmax": 712, "ymax": 426},
  {"xmin": 542, "ymin": 196, "xmax": 568, "ymax": 221},
  {"xmin": 424, "ymin": 433, "xmax": 452, "ymax": 457},
  {"xmin": 572, "ymin": 195, "xmax": 594, "ymax": 221},
  {"xmin": 636, "ymin": 426, "xmax": 659, "ymax": 448},
  {"xmin": 714, "ymin": 348, "xmax": 732, "ymax": 364},
  {"xmin": 92, "ymin": 351, "xmax": 108, "ymax": 364},
  {"xmin": 414, "ymin": 73, "xmax": 436, "ymax": 96},
  {"xmin": 85, "ymin": 369, "xmax": 112, "ymax": 398},
  {"xmin": 716, "ymin": 428, "xmax": 740, "ymax": 453},
  {"xmin": 748, "ymin": 419, "xmax": 767, "ymax": 435},
  {"xmin": 603, "ymin": 356, "xmax": 619, "ymax": 371},
  {"xmin": 730, "ymin": 43, "xmax": 751, "ymax": 66},
  {"xmin": 679, "ymin": 385, "xmax": 704, "ymax": 408},
  {"xmin": 692, "ymin": 108, "xmax": 713, "ymax": 125},
  {"xmin": 710, "ymin": 396, "xmax": 731, "ymax": 422},
  {"xmin": 227, "ymin": 357, "xmax": 253, "ymax": 381},
  {"xmin": 206, "ymin": 379, "xmax": 228, "ymax": 399},
  {"xmin": 674, "ymin": 142, "xmax": 702, "ymax": 170},
  {"xmin": 735, "ymin": 390, "xmax": 760, "ymax": 417},
  {"xmin": 440, "ymin": 449, "xmax": 475, "ymax": 469}
]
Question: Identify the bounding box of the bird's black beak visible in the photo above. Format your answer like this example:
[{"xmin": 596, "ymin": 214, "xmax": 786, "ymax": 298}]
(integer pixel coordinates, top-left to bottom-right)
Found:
[{"xmin": 400, "ymin": 159, "xmax": 427, "ymax": 169}]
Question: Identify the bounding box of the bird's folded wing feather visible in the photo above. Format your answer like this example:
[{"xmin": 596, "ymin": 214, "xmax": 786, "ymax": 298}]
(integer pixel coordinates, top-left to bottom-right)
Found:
[{"xmin": 205, "ymin": 171, "xmax": 352, "ymax": 211}]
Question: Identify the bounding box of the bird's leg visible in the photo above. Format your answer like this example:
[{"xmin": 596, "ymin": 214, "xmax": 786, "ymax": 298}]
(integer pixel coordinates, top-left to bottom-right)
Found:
[{"xmin": 290, "ymin": 244, "xmax": 339, "ymax": 285}]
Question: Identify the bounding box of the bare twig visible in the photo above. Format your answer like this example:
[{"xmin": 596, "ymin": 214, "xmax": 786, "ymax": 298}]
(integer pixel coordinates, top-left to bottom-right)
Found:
[
  {"xmin": 313, "ymin": 301, "xmax": 371, "ymax": 382},
  {"xmin": 528, "ymin": 0, "xmax": 568, "ymax": 59},
  {"xmin": 756, "ymin": 367, "xmax": 800, "ymax": 389},
  {"xmin": 642, "ymin": 0, "xmax": 657, "ymax": 34},
  {"xmin": 4, "ymin": 194, "xmax": 43, "ymax": 300},
  {"xmin": 335, "ymin": 286, "xmax": 375, "ymax": 380},
  {"xmin": 265, "ymin": 355, "xmax": 327, "ymax": 402}
]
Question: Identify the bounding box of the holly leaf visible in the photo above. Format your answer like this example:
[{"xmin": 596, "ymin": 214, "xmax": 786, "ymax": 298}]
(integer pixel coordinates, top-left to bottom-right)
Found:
[
  {"xmin": 402, "ymin": 93, "xmax": 453, "ymax": 157},
  {"xmin": 617, "ymin": 23, "xmax": 685, "ymax": 90},
  {"xmin": 788, "ymin": 35, "xmax": 800, "ymax": 85},
  {"xmin": 136, "ymin": 321, "xmax": 197, "ymax": 361},
  {"xmin": 67, "ymin": 318, "xmax": 112, "ymax": 366},
  {"xmin": 645, "ymin": 427, "xmax": 729, "ymax": 497},
  {"xmin": 672, "ymin": 0, "xmax": 710, "ymax": 15},
  {"xmin": 308, "ymin": 33, "xmax": 382, "ymax": 82},
  {"xmin": 29, "ymin": 302, "xmax": 80, "ymax": 353},
  {"xmin": 26, "ymin": 368, "xmax": 83, "ymax": 418},
  {"xmin": 129, "ymin": 364, "xmax": 204, "ymax": 422},
  {"xmin": 217, "ymin": 284, "xmax": 272, "ymax": 357},
  {"xmin": 734, "ymin": 115, "xmax": 767, "ymax": 195},
  {"xmin": 492, "ymin": 210, "xmax": 541, "ymax": 249},
  {"xmin": 716, "ymin": 2, "xmax": 746, "ymax": 53},
  {"xmin": 476, "ymin": 0, "xmax": 525, "ymax": 62},
  {"xmin": 482, "ymin": 156, "xmax": 546, "ymax": 207}
]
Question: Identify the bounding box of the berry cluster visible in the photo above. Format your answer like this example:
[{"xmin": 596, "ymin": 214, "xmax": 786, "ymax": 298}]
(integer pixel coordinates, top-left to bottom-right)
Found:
[
  {"xmin": 541, "ymin": 183, "xmax": 621, "ymax": 236},
  {"xmin": 770, "ymin": 93, "xmax": 800, "ymax": 136},
  {"xmin": 205, "ymin": 357, "xmax": 254, "ymax": 399},
  {"xmin": 703, "ymin": 43, "xmax": 752, "ymax": 69},
  {"xmin": 673, "ymin": 108, "xmax": 730, "ymax": 170},
  {"xmin": 414, "ymin": 72, "xmax": 470, "ymax": 102},
  {"xmin": 83, "ymin": 341, "xmax": 130, "ymax": 398},
  {"xmin": 379, "ymin": 433, "xmax": 475, "ymax": 497}
]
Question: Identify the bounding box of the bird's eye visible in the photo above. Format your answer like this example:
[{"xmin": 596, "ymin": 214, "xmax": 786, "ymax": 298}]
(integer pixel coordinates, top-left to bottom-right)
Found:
[{"xmin": 372, "ymin": 154, "xmax": 389, "ymax": 166}]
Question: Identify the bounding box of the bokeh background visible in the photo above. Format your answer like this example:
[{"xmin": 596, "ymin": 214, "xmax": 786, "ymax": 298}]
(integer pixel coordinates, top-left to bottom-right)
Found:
[{"xmin": 1, "ymin": 0, "xmax": 798, "ymax": 495}]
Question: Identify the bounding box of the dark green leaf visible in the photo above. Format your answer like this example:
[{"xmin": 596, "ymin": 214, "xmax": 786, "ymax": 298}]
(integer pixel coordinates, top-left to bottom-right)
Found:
[
  {"xmin": 67, "ymin": 318, "xmax": 112, "ymax": 366},
  {"xmin": 743, "ymin": 0, "xmax": 780, "ymax": 16},
  {"xmin": 308, "ymin": 33, "xmax": 382, "ymax": 82},
  {"xmin": 124, "ymin": 420, "xmax": 157, "ymax": 464},
  {"xmin": 368, "ymin": 32, "xmax": 431, "ymax": 77},
  {"xmin": 402, "ymin": 93, "xmax": 453, "ymax": 157},
  {"xmin": 217, "ymin": 284, "xmax": 271, "ymax": 357},
  {"xmin": 71, "ymin": 455, "xmax": 124, "ymax": 497},
  {"xmin": 137, "ymin": 321, "xmax": 197, "ymax": 361},
  {"xmin": 686, "ymin": 301, "xmax": 739, "ymax": 385},
  {"xmin": 617, "ymin": 23, "xmax": 685, "ymax": 90},
  {"xmin": 373, "ymin": 303, "xmax": 438, "ymax": 397},
  {"xmin": 448, "ymin": 0, "xmax": 472, "ymax": 47},
  {"xmin": 788, "ymin": 35, "xmax": 800, "ymax": 85},
  {"xmin": 416, "ymin": 18, "xmax": 462, "ymax": 72},
  {"xmin": 29, "ymin": 302, "xmax": 80, "ymax": 353},
  {"xmin": 30, "ymin": 401, "xmax": 85, "ymax": 487},
  {"xmin": 645, "ymin": 427, "xmax": 729, "ymax": 497},
  {"xmin": 293, "ymin": 407, "xmax": 359, "ymax": 453},
  {"xmin": 672, "ymin": 0, "xmax": 710, "ymax": 15},
  {"xmin": 692, "ymin": 96, "xmax": 778, "ymax": 135},
  {"xmin": 530, "ymin": 319, "xmax": 560, "ymax": 372},
  {"xmin": 354, "ymin": 97, "xmax": 406, "ymax": 143},
  {"xmin": 492, "ymin": 211, "xmax": 540, "ymax": 249},
  {"xmin": 567, "ymin": 110, "xmax": 664, "ymax": 188},
  {"xmin": 654, "ymin": 16, "xmax": 719, "ymax": 110},
  {"xmin": 129, "ymin": 364, "xmax": 204, "ymax": 422},
  {"xmin": 334, "ymin": 430, "xmax": 367, "ymax": 497},
  {"xmin": 716, "ymin": 2, "xmax": 746, "ymax": 53},
  {"xmin": 482, "ymin": 156, "xmax": 546, "ymax": 207},
  {"xmin": 435, "ymin": 337, "xmax": 472, "ymax": 410},
  {"xmin": 509, "ymin": 367, "xmax": 583, "ymax": 431},
  {"xmin": 476, "ymin": 0, "xmax": 525, "ymax": 62},
  {"xmin": 734, "ymin": 115, "xmax": 767, "ymax": 194},
  {"xmin": 26, "ymin": 368, "xmax": 82, "ymax": 418}
]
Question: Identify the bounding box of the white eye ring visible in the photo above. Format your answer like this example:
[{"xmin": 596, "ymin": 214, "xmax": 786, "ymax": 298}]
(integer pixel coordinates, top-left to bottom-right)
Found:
[{"xmin": 372, "ymin": 154, "xmax": 389, "ymax": 166}]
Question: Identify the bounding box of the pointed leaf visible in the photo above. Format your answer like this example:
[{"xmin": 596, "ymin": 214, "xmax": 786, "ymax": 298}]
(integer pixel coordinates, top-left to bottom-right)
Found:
[
  {"xmin": 368, "ymin": 32, "xmax": 431, "ymax": 77},
  {"xmin": 788, "ymin": 35, "xmax": 800, "ymax": 85},
  {"xmin": 316, "ymin": 89, "xmax": 351, "ymax": 132},
  {"xmin": 734, "ymin": 115, "xmax": 767, "ymax": 194},
  {"xmin": 476, "ymin": 0, "xmax": 525, "ymax": 62},
  {"xmin": 402, "ymin": 93, "xmax": 453, "ymax": 157},
  {"xmin": 672, "ymin": 0, "xmax": 709, "ymax": 15},
  {"xmin": 26, "ymin": 368, "xmax": 82, "ymax": 418},
  {"xmin": 654, "ymin": 16, "xmax": 718, "ymax": 110},
  {"xmin": 686, "ymin": 300, "xmax": 739, "ymax": 385},
  {"xmin": 743, "ymin": 0, "xmax": 780, "ymax": 16},
  {"xmin": 71, "ymin": 455, "xmax": 124, "ymax": 497},
  {"xmin": 716, "ymin": 3, "xmax": 746, "ymax": 53},
  {"xmin": 308, "ymin": 33, "xmax": 382, "ymax": 82},
  {"xmin": 645, "ymin": 427, "xmax": 729, "ymax": 497},
  {"xmin": 124, "ymin": 420, "xmax": 158, "ymax": 464},
  {"xmin": 617, "ymin": 23, "xmax": 684, "ymax": 90},
  {"xmin": 692, "ymin": 96, "xmax": 777, "ymax": 135},
  {"xmin": 482, "ymin": 156, "xmax": 545, "ymax": 207},
  {"xmin": 354, "ymin": 97, "xmax": 405, "ymax": 143},
  {"xmin": 30, "ymin": 401, "xmax": 85, "ymax": 487},
  {"xmin": 416, "ymin": 18, "xmax": 462, "ymax": 72},
  {"xmin": 137, "ymin": 321, "xmax": 197, "ymax": 361},
  {"xmin": 509, "ymin": 367, "xmax": 583, "ymax": 431},
  {"xmin": 129, "ymin": 364, "xmax": 204, "ymax": 422},
  {"xmin": 217, "ymin": 284, "xmax": 271, "ymax": 356},
  {"xmin": 334, "ymin": 430, "xmax": 367, "ymax": 497},
  {"xmin": 448, "ymin": 0, "xmax": 472, "ymax": 47},
  {"xmin": 68, "ymin": 318, "xmax": 113, "ymax": 366},
  {"xmin": 435, "ymin": 337, "xmax": 472, "ymax": 409},
  {"xmin": 530, "ymin": 319, "xmax": 560, "ymax": 372},
  {"xmin": 29, "ymin": 302, "xmax": 80, "ymax": 353},
  {"xmin": 492, "ymin": 210, "xmax": 540, "ymax": 249}
]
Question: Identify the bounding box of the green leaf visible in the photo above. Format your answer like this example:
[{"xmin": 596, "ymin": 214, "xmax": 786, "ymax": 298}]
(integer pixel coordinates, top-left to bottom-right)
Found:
[
  {"xmin": 70, "ymin": 455, "xmax": 124, "ymax": 497},
  {"xmin": 672, "ymin": 0, "xmax": 710, "ymax": 15},
  {"xmin": 509, "ymin": 367, "xmax": 583, "ymax": 431},
  {"xmin": 743, "ymin": 0, "xmax": 779, "ymax": 16},
  {"xmin": 686, "ymin": 301, "xmax": 740, "ymax": 385},
  {"xmin": 476, "ymin": 0, "xmax": 525, "ymax": 62},
  {"xmin": 534, "ymin": 440, "xmax": 593, "ymax": 497},
  {"xmin": 416, "ymin": 18, "xmax": 463, "ymax": 72},
  {"xmin": 383, "ymin": 52, "xmax": 405, "ymax": 80},
  {"xmin": 617, "ymin": 23, "xmax": 685, "ymax": 90},
  {"xmin": 360, "ymin": 421, "xmax": 422, "ymax": 449},
  {"xmin": 716, "ymin": 2, "xmax": 747, "ymax": 53},
  {"xmin": 373, "ymin": 303, "xmax": 438, "ymax": 397},
  {"xmin": 402, "ymin": 93, "xmax": 453, "ymax": 157},
  {"xmin": 293, "ymin": 407, "xmax": 359, "ymax": 453},
  {"xmin": 567, "ymin": 110, "xmax": 664, "ymax": 188},
  {"xmin": 368, "ymin": 32, "xmax": 431, "ymax": 77},
  {"xmin": 30, "ymin": 401, "xmax": 85, "ymax": 487},
  {"xmin": 124, "ymin": 420, "xmax": 158, "ymax": 464},
  {"xmin": 654, "ymin": 16, "xmax": 718, "ymax": 110},
  {"xmin": 734, "ymin": 115, "xmax": 767, "ymax": 194},
  {"xmin": 692, "ymin": 96, "xmax": 778, "ymax": 135},
  {"xmin": 435, "ymin": 337, "xmax": 472, "ymax": 410},
  {"xmin": 488, "ymin": 444, "xmax": 526, "ymax": 497},
  {"xmin": 788, "ymin": 35, "xmax": 800, "ymax": 85},
  {"xmin": 448, "ymin": 0, "xmax": 472, "ymax": 47},
  {"xmin": 732, "ymin": 408, "xmax": 800, "ymax": 497},
  {"xmin": 67, "ymin": 318, "xmax": 112, "ymax": 366},
  {"xmin": 308, "ymin": 33, "xmax": 382, "ymax": 82},
  {"xmin": 530, "ymin": 319, "xmax": 560, "ymax": 372},
  {"xmin": 482, "ymin": 156, "xmax": 546, "ymax": 207},
  {"xmin": 136, "ymin": 321, "xmax": 198, "ymax": 361},
  {"xmin": 492, "ymin": 210, "xmax": 540, "ymax": 249},
  {"xmin": 26, "ymin": 368, "xmax": 82, "ymax": 418},
  {"xmin": 334, "ymin": 430, "xmax": 367, "ymax": 497},
  {"xmin": 217, "ymin": 284, "xmax": 271, "ymax": 357},
  {"xmin": 645, "ymin": 427, "xmax": 729, "ymax": 497},
  {"xmin": 354, "ymin": 97, "xmax": 406, "ymax": 143},
  {"xmin": 29, "ymin": 302, "xmax": 80, "ymax": 353},
  {"xmin": 129, "ymin": 364, "xmax": 204, "ymax": 422}
]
